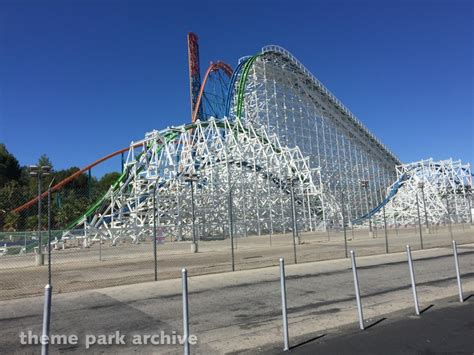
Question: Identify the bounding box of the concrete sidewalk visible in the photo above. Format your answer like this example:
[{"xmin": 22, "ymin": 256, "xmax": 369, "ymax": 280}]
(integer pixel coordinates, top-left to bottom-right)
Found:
[{"xmin": 0, "ymin": 243, "xmax": 472, "ymax": 353}]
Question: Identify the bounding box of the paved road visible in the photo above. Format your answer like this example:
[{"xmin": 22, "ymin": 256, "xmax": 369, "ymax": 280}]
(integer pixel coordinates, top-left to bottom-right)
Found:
[
  {"xmin": 276, "ymin": 298, "xmax": 474, "ymax": 355},
  {"xmin": 0, "ymin": 244, "xmax": 472, "ymax": 354}
]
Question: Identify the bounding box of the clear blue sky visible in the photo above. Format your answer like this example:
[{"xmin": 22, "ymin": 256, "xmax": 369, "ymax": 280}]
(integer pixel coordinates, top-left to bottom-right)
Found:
[{"xmin": 0, "ymin": 0, "xmax": 472, "ymax": 177}]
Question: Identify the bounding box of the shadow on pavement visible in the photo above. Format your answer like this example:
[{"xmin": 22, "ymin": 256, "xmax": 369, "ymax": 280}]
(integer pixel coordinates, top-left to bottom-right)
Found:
[
  {"xmin": 364, "ymin": 317, "xmax": 386, "ymax": 330},
  {"xmin": 289, "ymin": 334, "xmax": 326, "ymax": 350},
  {"xmin": 420, "ymin": 304, "xmax": 434, "ymax": 314}
]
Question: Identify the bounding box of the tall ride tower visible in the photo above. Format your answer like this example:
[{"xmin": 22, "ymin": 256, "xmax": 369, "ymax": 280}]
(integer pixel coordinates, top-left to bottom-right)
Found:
[{"xmin": 187, "ymin": 32, "xmax": 203, "ymax": 122}]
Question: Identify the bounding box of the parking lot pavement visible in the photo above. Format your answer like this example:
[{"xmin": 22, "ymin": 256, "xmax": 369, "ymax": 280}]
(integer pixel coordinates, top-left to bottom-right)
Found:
[
  {"xmin": 270, "ymin": 297, "xmax": 474, "ymax": 355},
  {"xmin": 0, "ymin": 244, "xmax": 472, "ymax": 353}
]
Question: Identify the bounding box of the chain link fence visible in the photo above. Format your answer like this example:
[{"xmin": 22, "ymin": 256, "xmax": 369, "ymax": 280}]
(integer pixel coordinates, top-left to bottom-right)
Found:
[{"xmin": 1, "ymin": 182, "xmax": 473, "ymax": 301}]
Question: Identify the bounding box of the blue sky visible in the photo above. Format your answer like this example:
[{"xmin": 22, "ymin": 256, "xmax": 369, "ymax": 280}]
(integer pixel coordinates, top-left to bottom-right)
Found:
[{"xmin": 0, "ymin": 0, "xmax": 472, "ymax": 177}]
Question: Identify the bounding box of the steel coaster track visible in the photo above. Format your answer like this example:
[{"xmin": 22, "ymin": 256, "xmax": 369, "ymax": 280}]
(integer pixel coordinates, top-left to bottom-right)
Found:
[
  {"xmin": 352, "ymin": 161, "xmax": 472, "ymax": 225},
  {"xmin": 12, "ymin": 62, "xmax": 234, "ymax": 216},
  {"xmin": 352, "ymin": 173, "xmax": 408, "ymax": 224}
]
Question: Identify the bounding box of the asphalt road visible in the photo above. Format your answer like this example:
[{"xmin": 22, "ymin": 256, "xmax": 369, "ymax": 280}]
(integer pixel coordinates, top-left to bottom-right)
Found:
[
  {"xmin": 0, "ymin": 244, "xmax": 472, "ymax": 354},
  {"xmin": 279, "ymin": 298, "xmax": 474, "ymax": 355}
]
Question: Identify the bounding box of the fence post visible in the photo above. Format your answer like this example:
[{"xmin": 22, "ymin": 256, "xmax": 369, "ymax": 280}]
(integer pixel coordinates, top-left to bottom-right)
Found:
[
  {"xmin": 445, "ymin": 194, "xmax": 453, "ymax": 241},
  {"xmin": 467, "ymin": 193, "xmax": 473, "ymax": 225},
  {"xmin": 394, "ymin": 215, "xmax": 399, "ymax": 236},
  {"xmin": 41, "ymin": 284, "xmax": 52, "ymax": 355},
  {"xmin": 343, "ymin": 221, "xmax": 348, "ymax": 259},
  {"xmin": 383, "ymin": 205, "xmax": 388, "ymax": 253},
  {"xmin": 406, "ymin": 245, "xmax": 420, "ymax": 315},
  {"xmin": 416, "ymin": 193, "xmax": 424, "ymax": 249},
  {"xmin": 182, "ymin": 268, "xmax": 190, "ymax": 355},
  {"xmin": 37, "ymin": 172, "xmax": 44, "ymax": 265},
  {"xmin": 228, "ymin": 189, "xmax": 235, "ymax": 272},
  {"xmin": 279, "ymin": 258, "xmax": 289, "ymax": 351},
  {"xmin": 47, "ymin": 178, "xmax": 54, "ymax": 285},
  {"xmin": 452, "ymin": 241, "xmax": 464, "ymax": 303},
  {"xmin": 350, "ymin": 250, "xmax": 364, "ymax": 330},
  {"xmin": 341, "ymin": 190, "xmax": 348, "ymax": 258},
  {"xmin": 420, "ymin": 182, "xmax": 430, "ymax": 232},
  {"xmin": 289, "ymin": 183, "xmax": 298, "ymax": 264}
]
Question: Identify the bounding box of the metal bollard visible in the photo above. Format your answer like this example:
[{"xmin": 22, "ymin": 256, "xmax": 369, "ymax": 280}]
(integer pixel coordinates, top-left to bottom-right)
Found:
[
  {"xmin": 350, "ymin": 251, "xmax": 364, "ymax": 330},
  {"xmin": 279, "ymin": 258, "xmax": 289, "ymax": 351},
  {"xmin": 182, "ymin": 269, "xmax": 190, "ymax": 355},
  {"xmin": 153, "ymin": 190, "xmax": 158, "ymax": 281},
  {"xmin": 452, "ymin": 241, "xmax": 464, "ymax": 303},
  {"xmin": 406, "ymin": 245, "xmax": 420, "ymax": 315},
  {"xmin": 41, "ymin": 284, "xmax": 52, "ymax": 355}
]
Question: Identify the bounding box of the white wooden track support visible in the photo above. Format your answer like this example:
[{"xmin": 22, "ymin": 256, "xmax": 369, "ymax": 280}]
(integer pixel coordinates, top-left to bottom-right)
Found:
[{"xmin": 66, "ymin": 118, "xmax": 340, "ymax": 244}]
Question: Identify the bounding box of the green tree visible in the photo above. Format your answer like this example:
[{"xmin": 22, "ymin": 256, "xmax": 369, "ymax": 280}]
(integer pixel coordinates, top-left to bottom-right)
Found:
[
  {"xmin": 3, "ymin": 211, "xmax": 19, "ymax": 231},
  {"xmin": 0, "ymin": 146, "xmax": 122, "ymax": 232},
  {"xmin": 38, "ymin": 154, "xmax": 53, "ymax": 169},
  {"xmin": 98, "ymin": 172, "xmax": 121, "ymax": 192},
  {"xmin": 0, "ymin": 180, "xmax": 24, "ymax": 229}
]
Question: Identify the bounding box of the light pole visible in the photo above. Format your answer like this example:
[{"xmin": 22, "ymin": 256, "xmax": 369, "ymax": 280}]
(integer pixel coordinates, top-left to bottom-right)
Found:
[
  {"xmin": 359, "ymin": 179, "xmax": 373, "ymax": 236},
  {"xmin": 418, "ymin": 182, "xmax": 430, "ymax": 233},
  {"xmin": 184, "ymin": 173, "xmax": 199, "ymax": 253},
  {"xmin": 29, "ymin": 165, "xmax": 51, "ymax": 266}
]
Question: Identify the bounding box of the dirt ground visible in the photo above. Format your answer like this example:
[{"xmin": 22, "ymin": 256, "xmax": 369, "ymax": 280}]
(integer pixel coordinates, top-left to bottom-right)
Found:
[{"xmin": 0, "ymin": 224, "xmax": 472, "ymax": 300}]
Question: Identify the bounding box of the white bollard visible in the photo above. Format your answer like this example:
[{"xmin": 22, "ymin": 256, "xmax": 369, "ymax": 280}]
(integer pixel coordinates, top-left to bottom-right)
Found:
[
  {"xmin": 406, "ymin": 245, "xmax": 420, "ymax": 315},
  {"xmin": 279, "ymin": 258, "xmax": 290, "ymax": 351},
  {"xmin": 452, "ymin": 241, "xmax": 464, "ymax": 303},
  {"xmin": 182, "ymin": 268, "xmax": 190, "ymax": 355},
  {"xmin": 350, "ymin": 250, "xmax": 365, "ymax": 330},
  {"xmin": 41, "ymin": 284, "xmax": 52, "ymax": 355}
]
